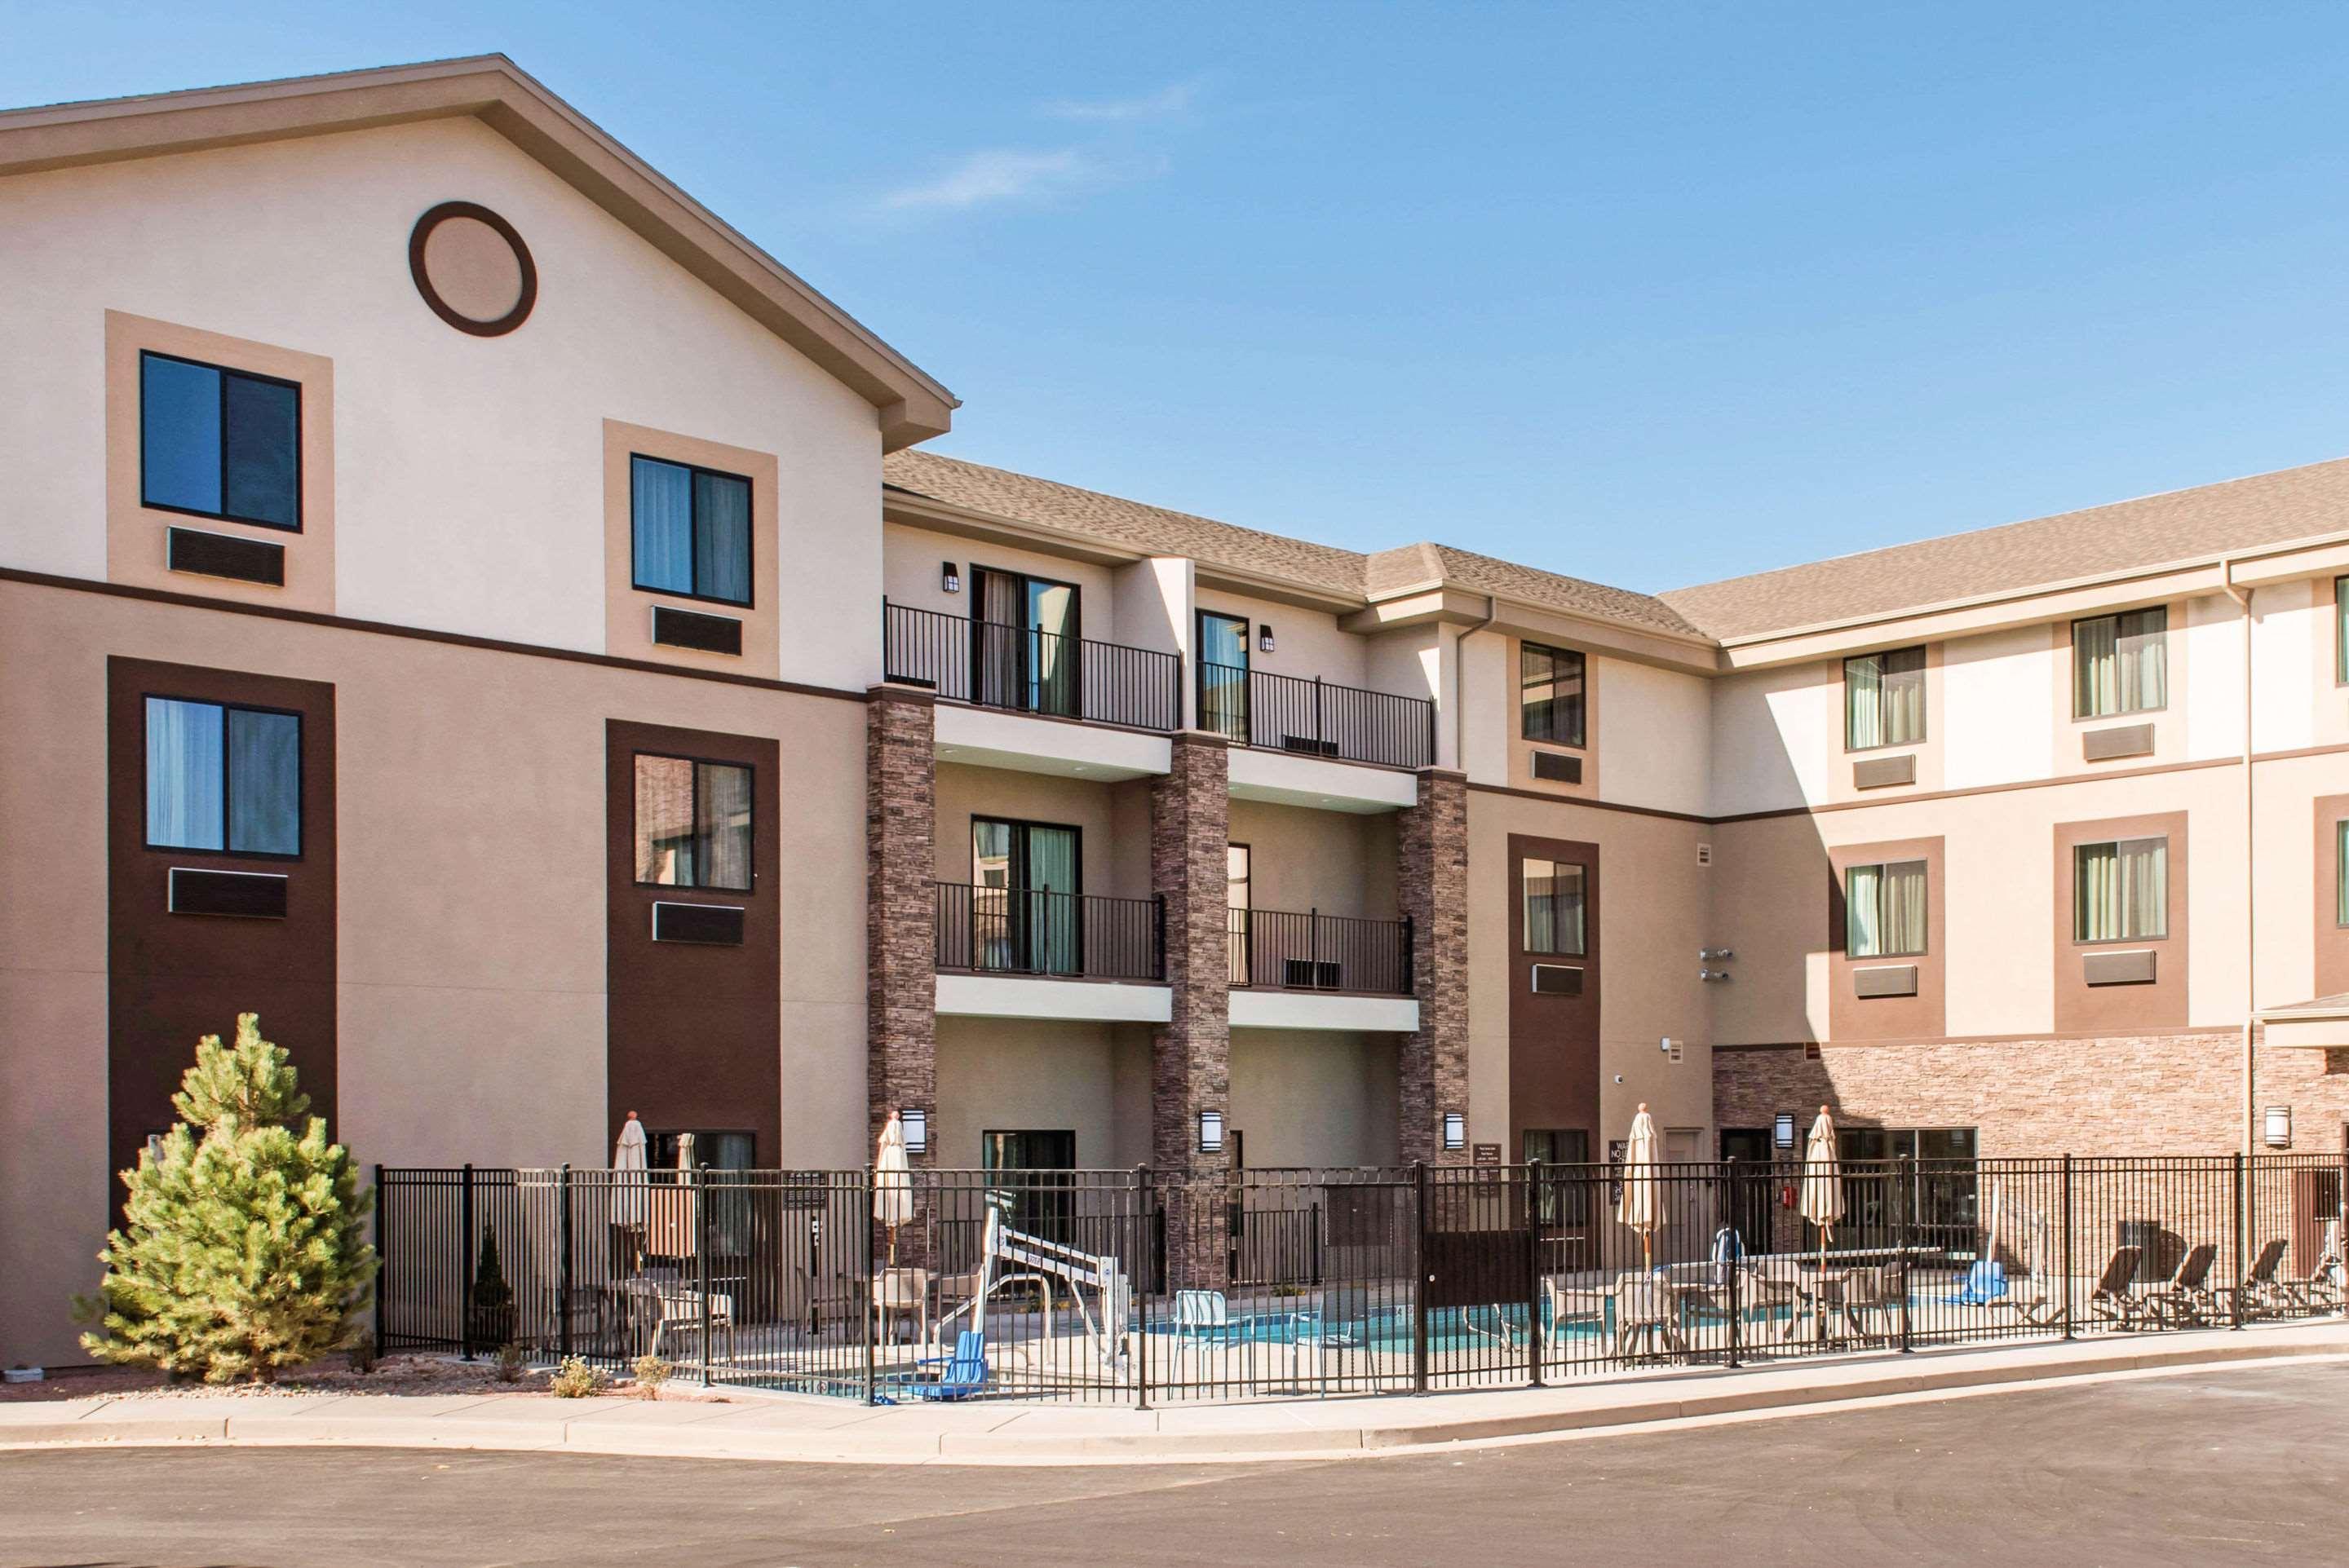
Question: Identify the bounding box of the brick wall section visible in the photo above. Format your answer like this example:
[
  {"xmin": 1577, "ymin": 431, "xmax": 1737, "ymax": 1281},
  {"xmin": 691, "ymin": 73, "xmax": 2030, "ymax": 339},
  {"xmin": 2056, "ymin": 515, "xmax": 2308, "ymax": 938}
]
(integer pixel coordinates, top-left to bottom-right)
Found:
[
  {"xmin": 1151, "ymin": 731, "xmax": 1232, "ymax": 1286},
  {"xmin": 1398, "ymin": 766, "xmax": 1470, "ymax": 1164},
  {"xmin": 866, "ymin": 683, "xmax": 936, "ymax": 1164},
  {"xmin": 1714, "ymin": 1032, "xmax": 2349, "ymax": 1157}
]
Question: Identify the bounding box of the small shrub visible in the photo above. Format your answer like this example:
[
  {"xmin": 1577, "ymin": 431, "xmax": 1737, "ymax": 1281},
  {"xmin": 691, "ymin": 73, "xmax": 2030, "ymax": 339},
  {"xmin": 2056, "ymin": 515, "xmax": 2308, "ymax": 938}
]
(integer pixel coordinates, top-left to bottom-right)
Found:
[
  {"xmin": 630, "ymin": 1353, "xmax": 673, "ymax": 1399},
  {"xmin": 494, "ymin": 1342, "xmax": 526, "ymax": 1383},
  {"xmin": 549, "ymin": 1356, "xmax": 606, "ymax": 1398},
  {"xmin": 468, "ymin": 1228, "xmax": 516, "ymax": 1349},
  {"xmin": 347, "ymin": 1339, "xmax": 378, "ymax": 1375}
]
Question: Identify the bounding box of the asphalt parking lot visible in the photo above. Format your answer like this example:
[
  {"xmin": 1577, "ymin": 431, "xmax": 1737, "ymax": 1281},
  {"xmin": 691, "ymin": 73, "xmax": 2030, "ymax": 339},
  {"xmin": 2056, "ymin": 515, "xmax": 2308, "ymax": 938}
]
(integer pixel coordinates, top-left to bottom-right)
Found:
[{"xmin": 3, "ymin": 1361, "xmax": 2342, "ymax": 1567}]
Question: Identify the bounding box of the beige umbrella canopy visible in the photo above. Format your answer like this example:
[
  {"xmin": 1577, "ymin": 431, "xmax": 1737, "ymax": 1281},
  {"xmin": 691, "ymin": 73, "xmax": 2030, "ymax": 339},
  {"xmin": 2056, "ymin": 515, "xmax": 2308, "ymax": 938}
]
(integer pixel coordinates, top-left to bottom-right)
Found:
[
  {"xmin": 1798, "ymin": 1106, "xmax": 1844, "ymax": 1257},
  {"xmin": 612, "ymin": 1111, "xmax": 648, "ymax": 1228},
  {"xmin": 1617, "ymin": 1102, "xmax": 1666, "ymax": 1268},
  {"xmin": 875, "ymin": 1111, "xmax": 914, "ymax": 1265}
]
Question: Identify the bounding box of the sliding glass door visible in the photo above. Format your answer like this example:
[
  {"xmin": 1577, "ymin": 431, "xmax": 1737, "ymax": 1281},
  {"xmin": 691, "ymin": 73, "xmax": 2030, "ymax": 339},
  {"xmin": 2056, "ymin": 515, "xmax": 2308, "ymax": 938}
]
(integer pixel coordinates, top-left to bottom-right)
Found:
[
  {"xmin": 972, "ymin": 818, "xmax": 1082, "ymax": 974},
  {"xmin": 1197, "ymin": 611, "xmax": 1250, "ymax": 743},
  {"xmin": 972, "ymin": 568, "xmax": 1081, "ymax": 718}
]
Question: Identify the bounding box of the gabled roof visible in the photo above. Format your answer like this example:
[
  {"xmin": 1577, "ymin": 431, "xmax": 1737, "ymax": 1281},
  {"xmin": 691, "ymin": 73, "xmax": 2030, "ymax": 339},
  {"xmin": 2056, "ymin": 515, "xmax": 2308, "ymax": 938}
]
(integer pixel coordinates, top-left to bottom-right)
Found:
[
  {"xmin": 885, "ymin": 451, "xmax": 1710, "ymax": 639},
  {"xmin": 884, "ymin": 451, "xmax": 1704, "ymax": 640},
  {"xmin": 0, "ymin": 55, "xmax": 956, "ymax": 449},
  {"xmin": 1661, "ymin": 456, "xmax": 2349, "ymax": 642},
  {"xmin": 884, "ymin": 449, "xmax": 1369, "ymax": 596}
]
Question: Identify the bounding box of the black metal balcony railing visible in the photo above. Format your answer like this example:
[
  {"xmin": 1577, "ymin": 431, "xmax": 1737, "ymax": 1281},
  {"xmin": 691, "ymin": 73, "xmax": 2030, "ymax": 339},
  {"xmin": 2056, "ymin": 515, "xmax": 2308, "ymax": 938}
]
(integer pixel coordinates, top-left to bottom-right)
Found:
[
  {"xmin": 1227, "ymin": 907, "xmax": 1413, "ymax": 994},
  {"xmin": 1197, "ymin": 662, "xmax": 1436, "ymax": 770},
  {"xmin": 884, "ymin": 601, "xmax": 1182, "ymax": 732},
  {"xmin": 934, "ymin": 881, "xmax": 1166, "ymax": 981}
]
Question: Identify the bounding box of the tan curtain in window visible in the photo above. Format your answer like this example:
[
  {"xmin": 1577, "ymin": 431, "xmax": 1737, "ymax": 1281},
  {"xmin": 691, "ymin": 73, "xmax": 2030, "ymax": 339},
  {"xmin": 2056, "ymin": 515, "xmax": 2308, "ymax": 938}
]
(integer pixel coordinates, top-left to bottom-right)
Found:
[
  {"xmin": 2074, "ymin": 617, "xmax": 2118, "ymax": 717},
  {"xmin": 1846, "ymin": 656, "xmax": 1883, "ymax": 749},
  {"xmin": 1882, "ymin": 648, "xmax": 1926, "ymax": 745},
  {"xmin": 2077, "ymin": 839, "xmax": 2165, "ymax": 941},
  {"xmin": 1881, "ymin": 860, "xmax": 1927, "ymax": 956}
]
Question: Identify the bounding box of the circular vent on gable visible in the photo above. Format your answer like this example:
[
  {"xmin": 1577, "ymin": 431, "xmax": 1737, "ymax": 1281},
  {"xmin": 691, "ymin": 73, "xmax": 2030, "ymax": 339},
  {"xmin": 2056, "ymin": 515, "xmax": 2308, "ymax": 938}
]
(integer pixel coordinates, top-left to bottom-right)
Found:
[{"xmin": 408, "ymin": 201, "xmax": 537, "ymax": 337}]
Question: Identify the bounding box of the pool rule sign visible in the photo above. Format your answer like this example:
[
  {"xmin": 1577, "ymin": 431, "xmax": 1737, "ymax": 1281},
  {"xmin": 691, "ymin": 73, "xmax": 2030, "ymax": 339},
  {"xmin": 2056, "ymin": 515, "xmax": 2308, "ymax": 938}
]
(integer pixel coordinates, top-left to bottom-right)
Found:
[{"xmin": 1472, "ymin": 1142, "xmax": 1502, "ymax": 1178}]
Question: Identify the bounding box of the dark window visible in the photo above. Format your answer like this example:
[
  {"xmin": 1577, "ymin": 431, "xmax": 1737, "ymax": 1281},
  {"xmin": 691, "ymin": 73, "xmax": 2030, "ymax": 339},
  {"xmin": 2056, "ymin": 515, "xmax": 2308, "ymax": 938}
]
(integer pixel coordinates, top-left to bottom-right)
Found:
[
  {"xmin": 139, "ymin": 351, "xmax": 300, "ymax": 529},
  {"xmin": 630, "ymin": 455, "xmax": 752, "ymax": 607},
  {"xmin": 1522, "ymin": 856, "xmax": 1586, "ymax": 955},
  {"xmin": 2073, "ymin": 608, "xmax": 2167, "ymax": 717},
  {"xmin": 983, "ymin": 1129, "xmax": 1077, "ymax": 1240},
  {"xmin": 2337, "ymin": 577, "xmax": 2347, "ymax": 684},
  {"xmin": 144, "ymin": 696, "xmax": 300, "ymax": 856},
  {"xmin": 634, "ymin": 753, "xmax": 753, "ymax": 891},
  {"xmin": 1523, "ymin": 1129, "xmax": 1590, "ymax": 1226},
  {"xmin": 973, "ymin": 568, "xmax": 1082, "ymax": 717},
  {"xmin": 1520, "ymin": 642, "xmax": 1585, "ymax": 747},
  {"xmin": 2339, "ymin": 819, "xmax": 2348, "ymax": 927},
  {"xmin": 1833, "ymin": 1127, "xmax": 1979, "ymax": 1255},
  {"xmin": 1844, "ymin": 646, "xmax": 1925, "ymax": 750},
  {"xmin": 973, "ymin": 818, "xmax": 1082, "ymax": 974},
  {"xmin": 1197, "ymin": 611, "xmax": 1250, "ymax": 743}
]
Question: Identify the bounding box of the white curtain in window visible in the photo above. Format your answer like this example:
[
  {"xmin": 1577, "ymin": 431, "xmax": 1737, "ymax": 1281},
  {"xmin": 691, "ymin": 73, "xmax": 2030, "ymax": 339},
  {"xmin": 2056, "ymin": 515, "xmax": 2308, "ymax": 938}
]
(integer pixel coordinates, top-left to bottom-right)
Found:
[
  {"xmin": 1882, "ymin": 861, "xmax": 1927, "ymax": 955},
  {"xmin": 2119, "ymin": 609, "xmax": 2167, "ymax": 712},
  {"xmin": 1523, "ymin": 859, "xmax": 1585, "ymax": 956},
  {"xmin": 2077, "ymin": 838, "xmax": 2166, "ymax": 941},
  {"xmin": 697, "ymin": 762, "xmax": 753, "ymax": 892},
  {"xmin": 630, "ymin": 457, "xmax": 694, "ymax": 595},
  {"xmin": 1846, "ymin": 656, "xmax": 1884, "ymax": 750},
  {"xmin": 1847, "ymin": 860, "xmax": 1927, "ymax": 957},
  {"xmin": 692, "ymin": 471, "xmax": 751, "ymax": 604},
  {"xmin": 145, "ymin": 697, "xmax": 225, "ymax": 850},
  {"xmin": 2076, "ymin": 611, "xmax": 2166, "ymax": 716},
  {"xmin": 1846, "ymin": 863, "xmax": 1882, "ymax": 956},
  {"xmin": 2073, "ymin": 616, "xmax": 2118, "ymax": 717}
]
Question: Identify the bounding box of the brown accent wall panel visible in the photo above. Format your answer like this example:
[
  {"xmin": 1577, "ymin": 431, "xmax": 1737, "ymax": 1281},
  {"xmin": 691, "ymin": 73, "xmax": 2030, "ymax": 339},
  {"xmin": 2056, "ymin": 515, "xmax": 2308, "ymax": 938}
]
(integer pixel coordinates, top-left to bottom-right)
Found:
[
  {"xmin": 1506, "ymin": 833, "xmax": 1600, "ymax": 1156},
  {"xmin": 607, "ymin": 721, "xmax": 781, "ymax": 1163},
  {"xmin": 107, "ymin": 657, "xmax": 335, "ymax": 1205},
  {"xmin": 2319, "ymin": 795, "xmax": 2349, "ymax": 1000},
  {"xmin": 1826, "ymin": 837, "xmax": 1945, "ymax": 1041},
  {"xmin": 2053, "ymin": 811, "xmax": 2188, "ymax": 1033}
]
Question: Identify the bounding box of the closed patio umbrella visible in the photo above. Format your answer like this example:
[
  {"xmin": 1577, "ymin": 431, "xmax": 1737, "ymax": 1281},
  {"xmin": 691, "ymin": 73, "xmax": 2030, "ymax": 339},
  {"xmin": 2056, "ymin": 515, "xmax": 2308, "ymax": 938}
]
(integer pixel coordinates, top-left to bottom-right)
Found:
[
  {"xmin": 1617, "ymin": 1103, "xmax": 1666, "ymax": 1269},
  {"xmin": 612, "ymin": 1111, "xmax": 648, "ymax": 1229},
  {"xmin": 1798, "ymin": 1106, "xmax": 1844, "ymax": 1261},
  {"xmin": 875, "ymin": 1111, "xmax": 914, "ymax": 1265}
]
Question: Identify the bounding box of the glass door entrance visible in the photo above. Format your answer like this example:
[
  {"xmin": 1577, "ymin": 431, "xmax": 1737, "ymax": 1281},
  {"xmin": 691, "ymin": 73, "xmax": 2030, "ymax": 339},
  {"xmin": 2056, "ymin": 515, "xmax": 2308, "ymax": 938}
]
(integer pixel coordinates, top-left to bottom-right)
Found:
[
  {"xmin": 972, "ymin": 819, "xmax": 1082, "ymax": 974},
  {"xmin": 972, "ymin": 568, "xmax": 1082, "ymax": 718},
  {"xmin": 1197, "ymin": 611, "xmax": 1250, "ymax": 744}
]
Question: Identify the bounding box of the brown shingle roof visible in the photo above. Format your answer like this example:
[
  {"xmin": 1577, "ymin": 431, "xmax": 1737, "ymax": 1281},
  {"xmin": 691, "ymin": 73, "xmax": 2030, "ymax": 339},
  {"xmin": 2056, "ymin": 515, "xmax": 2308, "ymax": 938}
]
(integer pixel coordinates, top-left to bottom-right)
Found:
[
  {"xmin": 884, "ymin": 450, "xmax": 1365, "ymax": 596},
  {"xmin": 1660, "ymin": 457, "xmax": 2349, "ymax": 641},
  {"xmin": 885, "ymin": 452, "xmax": 1701, "ymax": 637}
]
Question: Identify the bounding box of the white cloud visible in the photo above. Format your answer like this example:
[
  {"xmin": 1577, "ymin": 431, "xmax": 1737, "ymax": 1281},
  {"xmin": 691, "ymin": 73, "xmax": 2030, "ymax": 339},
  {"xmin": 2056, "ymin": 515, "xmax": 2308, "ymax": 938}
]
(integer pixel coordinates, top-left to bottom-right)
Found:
[
  {"xmin": 877, "ymin": 148, "xmax": 1162, "ymax": 213},
  {"xmin": 1039, "ymin": 77, "xmax": 1208, "ymax": 123}
]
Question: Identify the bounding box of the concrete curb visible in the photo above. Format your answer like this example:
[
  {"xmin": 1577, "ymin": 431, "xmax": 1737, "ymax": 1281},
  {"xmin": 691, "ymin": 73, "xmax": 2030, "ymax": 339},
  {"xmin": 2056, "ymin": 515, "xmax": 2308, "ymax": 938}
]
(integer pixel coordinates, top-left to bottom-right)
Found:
[{"xmin": 4, "ymin": 1329, "xmax": 2342, "ymax": 1466}]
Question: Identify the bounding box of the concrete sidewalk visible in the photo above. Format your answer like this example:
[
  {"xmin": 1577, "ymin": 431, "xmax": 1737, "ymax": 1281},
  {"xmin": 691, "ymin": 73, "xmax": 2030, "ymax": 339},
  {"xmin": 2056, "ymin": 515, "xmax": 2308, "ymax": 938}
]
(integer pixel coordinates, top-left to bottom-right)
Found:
[{"xmin": 4, "ymin": 1323, "xmax": 2342, "ymax": 1466}]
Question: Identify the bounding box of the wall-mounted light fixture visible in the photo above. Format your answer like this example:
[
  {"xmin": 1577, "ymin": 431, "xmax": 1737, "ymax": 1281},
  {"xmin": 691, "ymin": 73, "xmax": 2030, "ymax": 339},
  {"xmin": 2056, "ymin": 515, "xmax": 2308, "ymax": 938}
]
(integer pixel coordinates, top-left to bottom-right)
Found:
[
  {"xmin": 1258, "ymin": 624, "xmax": 1276, "ymax": 654},
  {"xmin": 2264, "ymin": 1105, "xmax": 2292, "ymax": 1149},
  {"xmin": 900, "ymin": 1108, "xmax": 928, "ymax": 1155},
  {"xmin": 1773, "ymin": 1112, "xmax": 1797, "ymax": 1149},
  {"xmin": 940, "ymin": 561, "xmax": 962, "ymax": 594},
  {"xmin": 1442, "ymin": 1111, "xmax": 1466, "ymax": 1152},
  {"xmin": 1198, "ymin": 1109, "xmax": 1225, "ymax": 1154}
]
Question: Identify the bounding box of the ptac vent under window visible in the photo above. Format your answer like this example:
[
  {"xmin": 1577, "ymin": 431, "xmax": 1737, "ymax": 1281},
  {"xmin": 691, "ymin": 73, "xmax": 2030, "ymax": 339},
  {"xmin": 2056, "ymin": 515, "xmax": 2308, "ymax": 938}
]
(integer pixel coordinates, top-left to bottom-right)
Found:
[{"xmin": 1529, "ymin": 963, "xmax": 1583, "ymax": 996}]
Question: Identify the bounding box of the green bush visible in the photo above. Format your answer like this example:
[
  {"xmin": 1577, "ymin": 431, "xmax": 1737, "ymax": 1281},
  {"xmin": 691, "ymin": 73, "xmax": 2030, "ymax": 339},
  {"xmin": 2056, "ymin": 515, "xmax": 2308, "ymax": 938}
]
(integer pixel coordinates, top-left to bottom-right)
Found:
[
  {"xmin": 469, "ymin": 1226, "xmax": 516, "ymax": 1349},
  {"xmin": 550, "ymin": 1356, "xmax": 606, "ymax": 1398},
  {"xmin": 76, "ymin": 1014, "xmax": 375, "ymax": 1385}
]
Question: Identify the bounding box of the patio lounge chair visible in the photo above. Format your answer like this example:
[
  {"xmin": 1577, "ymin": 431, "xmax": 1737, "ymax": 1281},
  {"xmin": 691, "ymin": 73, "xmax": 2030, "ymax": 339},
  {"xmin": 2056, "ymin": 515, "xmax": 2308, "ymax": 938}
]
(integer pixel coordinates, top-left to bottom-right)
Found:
[
  {"xmin": 2237, "ymin": 1239, "xmax": 2289, "ymax": 1318},
  {"xmin": 1679, "ymin": 1261, "xmax": 1801, "ymax": 1345},
  {"xmin": 871, "ymin": 1265, "xmax": 931, "ymax": 1345},
  {"xmin": 1612, "ymin": 1272, "xmax": 1687, "ymax": 1359},
  {"xmin": 1841, "ymin": 1261, "xmax": 1909, "ymax": 1345},
  {"xmin": 646, "ymin": 1283, "xmax": 737, "ymax": 1364},
  {"xmin": 2141, "ymin": 1243, "xmax": 2219, "ymax": 1328},
  {"xmin": 2280, "ymin": 1225, "xmax": 2342, "ymax": 1311},
  {"xmin": 913, "ymin": 1329, "xmax": 990, "ymax": 1401},
  {"xmin": 2086, "ymin": 1244, "xmax": 2147, "ymax": 1330}
]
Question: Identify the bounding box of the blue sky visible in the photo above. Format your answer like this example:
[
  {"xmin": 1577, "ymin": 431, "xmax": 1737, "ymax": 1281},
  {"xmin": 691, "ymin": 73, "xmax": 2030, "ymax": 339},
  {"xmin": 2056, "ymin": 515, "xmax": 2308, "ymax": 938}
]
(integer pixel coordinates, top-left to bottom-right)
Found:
[{"xmin": 10, "ymin": 3, "xmax": 2349, "ymax": 591}]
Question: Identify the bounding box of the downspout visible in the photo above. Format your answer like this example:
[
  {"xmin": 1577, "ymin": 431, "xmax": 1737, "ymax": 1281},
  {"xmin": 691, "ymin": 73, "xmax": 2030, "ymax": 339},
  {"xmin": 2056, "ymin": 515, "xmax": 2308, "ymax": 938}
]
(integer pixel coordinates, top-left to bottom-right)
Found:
[
  {"xmin": 2221, "ymin": 559, "xmax": 2254, "ymax": 1154},
  {"xmin": 1453, "ymin": 594, "xmax": 1501, "ymax": 770}
]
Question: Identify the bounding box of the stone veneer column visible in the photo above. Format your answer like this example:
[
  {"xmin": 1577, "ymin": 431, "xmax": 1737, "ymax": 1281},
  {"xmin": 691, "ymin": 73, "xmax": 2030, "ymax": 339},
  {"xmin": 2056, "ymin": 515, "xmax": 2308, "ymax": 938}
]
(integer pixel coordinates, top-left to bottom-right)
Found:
[
  {"xmin": 1398, "ymin": 766, "xmax": 1470, "ymax": 1164},
  {"xmin": 867, "ymin": 682, "xmax": 936, "ymax": 1165},
  {"xmin": 1151, "ymin": 731, "xmax": 1232, "ymax": 1287}
]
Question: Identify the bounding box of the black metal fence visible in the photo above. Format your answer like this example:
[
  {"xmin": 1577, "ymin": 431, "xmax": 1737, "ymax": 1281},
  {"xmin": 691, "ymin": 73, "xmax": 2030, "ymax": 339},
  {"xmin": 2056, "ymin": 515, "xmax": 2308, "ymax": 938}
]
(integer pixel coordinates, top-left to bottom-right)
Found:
[
  {"xmin": 1197, "ymin": 661, "xmax": 1436, "ymax": 770},
  {"xmin": 1228, "ymin": 908, "xmax": 1412, "ymax": 994},
  {"xmin": 377, "ymin": 1153, "xmax": 2345, "ymax": 1405},
  {"xmin": 933, "ymin": 881, "xmax": 1165, "ymax": 980},
  {"xmin": 883, "ymin": 600, "xmax": 1181, "ymax": 732}
]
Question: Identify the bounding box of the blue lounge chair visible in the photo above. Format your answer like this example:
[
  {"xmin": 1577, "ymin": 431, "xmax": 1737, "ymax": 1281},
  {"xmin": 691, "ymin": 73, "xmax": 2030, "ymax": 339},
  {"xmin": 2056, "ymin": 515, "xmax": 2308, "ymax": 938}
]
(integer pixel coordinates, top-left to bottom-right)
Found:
[
  {"xmin": 1947, "ymin": 1260, "xmax": 2006, "ymax": 1306},
  {"xmin": 913, "ymin": 1329, "xmax": 989, "ymax": 1401}
]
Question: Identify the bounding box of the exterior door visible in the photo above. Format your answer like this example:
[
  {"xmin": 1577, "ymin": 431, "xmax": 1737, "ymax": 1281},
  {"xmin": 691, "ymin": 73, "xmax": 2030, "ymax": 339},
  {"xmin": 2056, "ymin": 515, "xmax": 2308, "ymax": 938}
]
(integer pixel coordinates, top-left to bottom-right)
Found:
[
  {"xmin": 1197, "ymin": 611, "xmax": 1250, "ymax": 743},
  {"xmin": 972, "ymin": 818, "xmax": 1081, "ymax": 974},
  {"xmin": 1719, "ymin": 1128, "xmax": 1774, "ymax": 1255},
  {"xmin": 1227, "ymin": 842, "xmax": 1251, "ymax": 985},
  {"xmin": 984, "ymin": 1129, "xmax": 1077, "ymax": 1241},
  {"xmin": 971, "ymin": 568, "xmax": 1081, "ymax": 718}
]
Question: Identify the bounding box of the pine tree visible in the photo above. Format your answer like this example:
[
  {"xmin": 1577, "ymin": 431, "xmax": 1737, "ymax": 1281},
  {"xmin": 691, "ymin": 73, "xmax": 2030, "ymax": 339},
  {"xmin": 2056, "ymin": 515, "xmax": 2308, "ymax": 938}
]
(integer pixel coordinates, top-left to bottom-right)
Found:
[
  {"xmin": 470, "ymin": 1225, "xmax": 516, "ymax": 1349},
  {"xmin": 78, "ymin": 1014, "xmax": 376, "ymax": 1384}
]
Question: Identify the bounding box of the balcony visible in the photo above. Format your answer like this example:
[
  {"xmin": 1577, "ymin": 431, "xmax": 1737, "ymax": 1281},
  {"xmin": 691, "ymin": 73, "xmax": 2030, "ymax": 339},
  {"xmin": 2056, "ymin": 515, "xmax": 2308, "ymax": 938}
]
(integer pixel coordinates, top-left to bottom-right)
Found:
[
  {"xmin": 1197, "ymin": 663, "xmax": 1434, "ymax": 770},
  {"xmin": 934, "ymin": 882, "xmax": 1165, "ymax": 982},
  {"xmin": 1227, "ymin": 908, "xmax": 1412, "ymax": 994},
  {"xmin": 885, "ymin": 601, "xmax": 1181, "ymax": 732}
]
